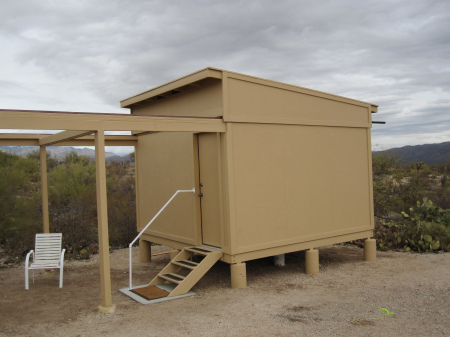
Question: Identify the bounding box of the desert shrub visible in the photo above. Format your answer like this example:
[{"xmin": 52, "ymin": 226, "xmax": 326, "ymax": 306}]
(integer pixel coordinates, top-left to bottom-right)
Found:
[
  {"xmin": 0, "ymin": 152, "xmax": 42, "ymax": 256},
  {"xmin": 372, "ymin": 152, "xmax": 443, "ymax": 222},
  {"xmin": 48, "ymin": 152, "xmax": 98, "ymax": 258},
  {"xmin": 375, "ymin": 198, "xmax": 450, "ymax": 252},
  {"xmin": 0, "ymin": 149, "xmax": 137, "ymax": 261},
  {"xmin": 106, "ymin": 161, "xmax": 136, "ymax": 248},
  {"xmin": 425, "ymin": 166, "xmax": 450, "ymax": 209},
  {"xmin": 48, "ymin": 153, "xmax": 136, "ymax": 258}
]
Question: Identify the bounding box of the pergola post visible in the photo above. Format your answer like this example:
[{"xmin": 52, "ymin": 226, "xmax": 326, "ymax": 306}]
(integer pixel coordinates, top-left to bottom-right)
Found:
[
  {"xmin": 95, "ymin": 129, "xmax": 116, "ymax": 314},
  {"xmin": 39, "ymin": 146, "xmax": 50, "ymax": 234}
]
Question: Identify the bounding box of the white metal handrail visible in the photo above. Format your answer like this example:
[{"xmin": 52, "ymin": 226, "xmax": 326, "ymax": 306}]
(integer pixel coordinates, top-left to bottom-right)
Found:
[{"xmin": 128, "ymin": 188, "xmax": 195, "ymax": 289}]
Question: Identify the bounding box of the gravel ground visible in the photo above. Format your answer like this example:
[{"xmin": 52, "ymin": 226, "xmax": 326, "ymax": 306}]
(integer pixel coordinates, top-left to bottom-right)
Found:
[{"xmin": 0, "ymin": 245, "xmax": 449, "ymax": 336}]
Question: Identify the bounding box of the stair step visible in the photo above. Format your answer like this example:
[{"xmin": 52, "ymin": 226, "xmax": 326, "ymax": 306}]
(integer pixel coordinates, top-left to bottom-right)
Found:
[
  {"xmin": 172, "ymin": 260, "xmax": 199, "ymax": 269},
  {"xmin": 185, "ymin": 247, "xmax": 215, "ymax": 255},
  {"xmin": 159, "ymin": 273, "xmax": 185, "ymax": 284},
  {"xmin": 148, "ymin": 246, "xmax": 223, "ymax": 298}
]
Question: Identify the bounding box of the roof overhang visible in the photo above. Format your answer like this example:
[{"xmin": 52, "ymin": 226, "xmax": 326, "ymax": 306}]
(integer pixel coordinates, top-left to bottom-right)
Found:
[{"xmin": 120, "ymin": 68, "xmax": 223, "ymax": 109}]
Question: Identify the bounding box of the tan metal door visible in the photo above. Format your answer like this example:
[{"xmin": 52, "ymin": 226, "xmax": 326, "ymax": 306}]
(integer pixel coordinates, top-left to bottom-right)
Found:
[{"xmin": 198, "ymin": 133, "xmax": 221, "ymax": 247}]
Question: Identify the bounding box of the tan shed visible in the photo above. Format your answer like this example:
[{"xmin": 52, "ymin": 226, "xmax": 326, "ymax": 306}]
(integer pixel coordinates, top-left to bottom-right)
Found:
[{"xmin": 120, "ymin": 67, "xmax": 378, "ymax": 298}]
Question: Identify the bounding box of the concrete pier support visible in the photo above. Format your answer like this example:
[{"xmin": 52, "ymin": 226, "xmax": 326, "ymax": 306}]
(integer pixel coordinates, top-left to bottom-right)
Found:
[
  {"xmin": 98, "ymin": 304, "xmax": 116, "ymax": 314},
  {"xmin": 274, "ymin": 254, "xmax": 285, "ymax": 266},
  {"xmin": 139, "ymin": 240, "xmax": 152, "ymax": 262},
  {"xmin": 170, "ymin": 249, "xmax": 180, "ymax": 260},
  {"xmin": 364, "ymin": 238, "xmax": 377, "ymax": 262},
  {"xmin": 305, "ymin": 249, "xmax": 319, "ymax": 275},
  {"xmin": 230, "ymin": 263, "xmax": 247, "ymax": 289}
]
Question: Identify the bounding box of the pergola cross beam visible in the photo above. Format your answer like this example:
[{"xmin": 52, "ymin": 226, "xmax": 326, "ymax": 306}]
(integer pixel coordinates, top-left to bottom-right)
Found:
[
  {"xmin": 0, "ymin": 109, "xmax": 226, "ymax": 133},
  {"xmin": 0, "ymin": 134, "xmax": 138, "ymax": 146}
]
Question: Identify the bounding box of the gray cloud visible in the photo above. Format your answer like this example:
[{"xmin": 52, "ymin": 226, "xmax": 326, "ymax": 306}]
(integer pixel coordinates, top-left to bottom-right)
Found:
[{"xmin": 1, "ymin": 0, "xmax": 449, "ymax": 149}]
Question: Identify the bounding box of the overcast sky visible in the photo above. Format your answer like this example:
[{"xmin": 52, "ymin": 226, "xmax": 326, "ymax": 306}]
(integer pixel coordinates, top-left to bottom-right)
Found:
[{"xmin": 1, "ymin": 0, "xmax": 449, "ymax": 153}]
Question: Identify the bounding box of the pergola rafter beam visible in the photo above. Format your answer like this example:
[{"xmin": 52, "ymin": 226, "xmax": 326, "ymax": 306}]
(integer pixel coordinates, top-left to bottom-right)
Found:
[{"xmin": 39, "ymin": 130, "xmax": 94, "ymax": 146}]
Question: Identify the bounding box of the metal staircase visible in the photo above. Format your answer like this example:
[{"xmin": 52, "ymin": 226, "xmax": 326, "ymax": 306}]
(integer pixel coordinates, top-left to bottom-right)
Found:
[{"xmin": 148, "ymin": 245, "xmax": 223, "ymax": 297}]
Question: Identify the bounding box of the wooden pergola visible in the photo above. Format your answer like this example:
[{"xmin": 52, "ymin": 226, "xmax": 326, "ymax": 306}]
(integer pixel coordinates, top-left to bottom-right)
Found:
[{"xmin": 0, "ymin": 109, "xmax": 226, "ymax": 313}]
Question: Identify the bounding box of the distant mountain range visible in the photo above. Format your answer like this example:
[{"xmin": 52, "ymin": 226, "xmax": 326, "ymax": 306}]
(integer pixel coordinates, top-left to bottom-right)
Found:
[
  {"xmin": 0, "ymin": 146, "xmax": 132, "ymax": 163},
  {"xmin": 2, "ymin": 141, "xmax": 449, "ymax": 166},
  {"xmin": 373, "ymin": 141, "xmax": 450, "ymax": 165}
]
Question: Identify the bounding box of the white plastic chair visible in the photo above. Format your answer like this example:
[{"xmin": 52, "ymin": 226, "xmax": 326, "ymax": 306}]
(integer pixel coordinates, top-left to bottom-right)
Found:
[{"xmin": 25, "ymin": 233, "xmax": 66, "ymax": 289}]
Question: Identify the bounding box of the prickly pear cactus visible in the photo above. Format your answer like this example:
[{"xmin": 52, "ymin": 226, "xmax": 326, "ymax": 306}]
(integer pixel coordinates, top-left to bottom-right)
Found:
[{"xmin": 375, "ymin": 198, "xmax": 450, "ymax": 252}]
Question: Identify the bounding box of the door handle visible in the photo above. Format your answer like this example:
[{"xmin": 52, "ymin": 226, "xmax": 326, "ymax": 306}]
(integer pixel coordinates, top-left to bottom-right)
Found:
[{"xmin": 199, "ymin": 193, "xmax": 203, "ymax": 197}]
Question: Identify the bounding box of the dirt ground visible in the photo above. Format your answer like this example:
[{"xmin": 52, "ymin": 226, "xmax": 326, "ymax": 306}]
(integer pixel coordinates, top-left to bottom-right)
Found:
[{"xmin": 0, "ymin": 245, "xmax": 449, "ymax": 337}]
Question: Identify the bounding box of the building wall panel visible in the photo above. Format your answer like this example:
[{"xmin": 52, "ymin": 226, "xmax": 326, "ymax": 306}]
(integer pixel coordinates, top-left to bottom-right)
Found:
[{"xmin": 229, "ymin": 123, "xmax": 372, "ymax": 253}]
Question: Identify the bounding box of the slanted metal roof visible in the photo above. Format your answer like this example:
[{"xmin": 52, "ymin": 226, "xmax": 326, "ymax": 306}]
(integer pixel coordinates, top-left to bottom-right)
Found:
[{"xmin": 120, "ymin": 67, "xmax": 378, "ymax": 113}]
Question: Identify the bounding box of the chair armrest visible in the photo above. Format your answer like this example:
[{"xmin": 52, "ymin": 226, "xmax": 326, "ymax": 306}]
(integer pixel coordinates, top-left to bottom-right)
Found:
[
  {"xmin": 25, "ymin": 250, "xmax": 34, "ymax": 266},
  {"xmin": 60, "ymin": 249, "xmax": 66, "ymax": 265}
]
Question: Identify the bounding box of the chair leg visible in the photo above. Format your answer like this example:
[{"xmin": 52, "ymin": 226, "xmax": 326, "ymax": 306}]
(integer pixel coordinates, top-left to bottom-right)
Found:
[
  {"xmin": 59, "ymin": 267, "xmax": 63, "ymax": 288},
  {"xmin": 25, "ymin": 267, "xmax": 29, "ymax": 290}
]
